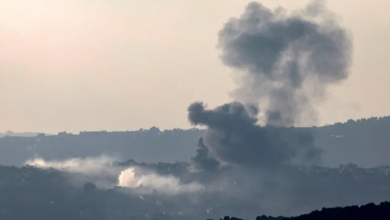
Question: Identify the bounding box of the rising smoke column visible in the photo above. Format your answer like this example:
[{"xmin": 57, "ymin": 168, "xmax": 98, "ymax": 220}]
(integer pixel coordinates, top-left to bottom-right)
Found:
[
  {"xmin": 190, "ymin": 138, "xmax": 221, "ymax": 172},
  {"xmin": 188, "ymin": 0, "xmax": 352, "ymax": 171},
  {"xmin": 219, "ymin": 0, "xmax": 352, "ymax": 126},
  {"xmin": 188, "ymin": 102, "xmax": 294, "ymax": 170}
]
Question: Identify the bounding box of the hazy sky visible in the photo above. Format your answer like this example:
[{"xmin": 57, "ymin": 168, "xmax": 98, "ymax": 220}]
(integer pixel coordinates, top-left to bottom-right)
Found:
[{"xmin": 0, "ymin": 0, "xmax": 389, "ymax": 133}]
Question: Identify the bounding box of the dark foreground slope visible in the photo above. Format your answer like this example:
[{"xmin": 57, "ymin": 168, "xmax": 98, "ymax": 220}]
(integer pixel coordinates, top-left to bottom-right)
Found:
[
  {"xmin": 1, "ymin": 116, "xmax": 390, "ymax": 167},
  {"xmin": 217, "ymin": 202, "xmax": 390, "ymax": 220}
]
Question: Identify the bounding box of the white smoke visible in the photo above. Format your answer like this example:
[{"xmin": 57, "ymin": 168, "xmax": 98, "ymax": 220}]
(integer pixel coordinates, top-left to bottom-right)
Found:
[
  {"xmin": 25, "ymin": 157, "xmax": 204, "ymax": 195},
  {"xmin": 25, "ymin": 156, "xmax": 121, "ymax": 188},
  {"xmin": 25, "ymin": 156, "xmax": 118, "ymax": 176},
  {"xmin": 118, "ymin": 167, "xmax": 204, "ymax": 195}
]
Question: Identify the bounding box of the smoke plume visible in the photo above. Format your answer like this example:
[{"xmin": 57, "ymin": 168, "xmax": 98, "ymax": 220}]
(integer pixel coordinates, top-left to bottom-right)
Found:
[
  {"xmin": 25, "ymin": 156, "xmax": 123, "ymax": 188},
  {"xmin": 118, "ymin": 167, "xmax": 204, "ymax": 195},
  {"xmin": 188, "ymin": 0, "xmax": 352, "ymax": 171},
  {"xmin": 188, "ymin": 102, "xmax": 320, "ymax": 169},
  {"xmin": 25, "ymin": 156, "xmax": 118, "ymax": 176},
  {"xmin": 26, "ymin": 157, "xmax": 204, "ymax": 195},
  {"xmin": 219, "ymin": 0, "xmax": 352, "ymax": 126},
  {"xmin": 190, "ymin": 138, "xmax": 221, "ymax": 172}
]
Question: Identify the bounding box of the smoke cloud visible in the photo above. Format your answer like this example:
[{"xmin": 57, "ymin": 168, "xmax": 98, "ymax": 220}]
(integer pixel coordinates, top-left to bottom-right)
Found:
[
  {"xmin": 218, "ymin": 0, "xmax": 352, "ymax": 126},
  {"xmin": 118, "ymin": 167, "xmax": 204, "ymax": 195},
  {"xmin": 26, "ymin": 157, "xmax": 204, "ymax": 195},
  {"xmin": 25, "ymin": 156, "xmax": 117, "ymax": 175},
  {"xmin": 25, "ymin": 156, "xmax": 123, "ymax": 188},
  {"xmin": 190, "ymin": 138, "xmax": 221, "ymax": 172},
  {"xmin": 188, "ymin": 0, "xmax": 352, "ymax": 172},
  {"xmin": 188, "ymin": 102, "xmax": 321, "ymax": 170}
]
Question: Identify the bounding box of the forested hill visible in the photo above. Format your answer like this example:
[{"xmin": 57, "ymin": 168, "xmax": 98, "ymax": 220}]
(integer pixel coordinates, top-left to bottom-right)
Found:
[
  {"xmin": 310, "ymin": 116, "xmax": 390, "ymax": 167},
  {"xmin": 0, "ymin": 116, "xmax": 389, "ymax": 167},
  {"xmin": 0, "ymin": 128, "xmax": 204, "ymax": 166}
]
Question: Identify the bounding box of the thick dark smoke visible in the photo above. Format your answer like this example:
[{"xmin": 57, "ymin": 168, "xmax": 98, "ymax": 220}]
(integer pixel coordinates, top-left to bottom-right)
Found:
[
  {"xmin": 218, "ymin": 0, "xmax": 352, "ymax": 126},
  {"xmin": 188, "ymin": 102, "xmax": 320, "ymax": 169},
  {"xmin": 188, "ymin": 0, "xmax": 352, "ymax": 171},
  {"xmin": 188, "ymin": 102, "xmax": 286, "ymax": 169},
  {"xmin": 190, "ymin": 137, "xmax": 221, "ymax": 172}
]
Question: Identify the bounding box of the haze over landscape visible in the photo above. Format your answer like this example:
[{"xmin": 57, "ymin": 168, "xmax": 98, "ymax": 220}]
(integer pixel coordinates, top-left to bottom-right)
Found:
[{"xmin": 1, "ymin": 0, "xmax": 390, "ymax": 220}]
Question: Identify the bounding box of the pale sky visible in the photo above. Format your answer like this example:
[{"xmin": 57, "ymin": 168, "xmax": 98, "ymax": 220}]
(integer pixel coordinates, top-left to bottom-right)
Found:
[{"xmin": 0, "ymin": 0, "xmax": 389, "ymax": 133}]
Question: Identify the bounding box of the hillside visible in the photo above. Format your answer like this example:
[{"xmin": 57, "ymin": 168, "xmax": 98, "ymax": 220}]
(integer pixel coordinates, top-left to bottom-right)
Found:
[
  {"xmin": 0, "ymin": 161, "xmax": 389, "ymax": 220},
  {"xmin": 0, "ymin": 116, "xmax": 389, "ymax": 167}
]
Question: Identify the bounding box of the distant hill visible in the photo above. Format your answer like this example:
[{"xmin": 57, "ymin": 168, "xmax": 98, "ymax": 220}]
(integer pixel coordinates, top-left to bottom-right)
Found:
[
  {"xmin": 0, "ymin": 131, "xmax": 49, "ymax": 138},
  {"xmin": 310, "ymin": 116, "xmax": 390, "ymax": 167},
  {"xmin": 0, "ymin": 116, "xmax": 389, "ymax": 167},
  {"xmin": 0, "ymin": 128, "xmax": 204, "ymax": 166}
]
